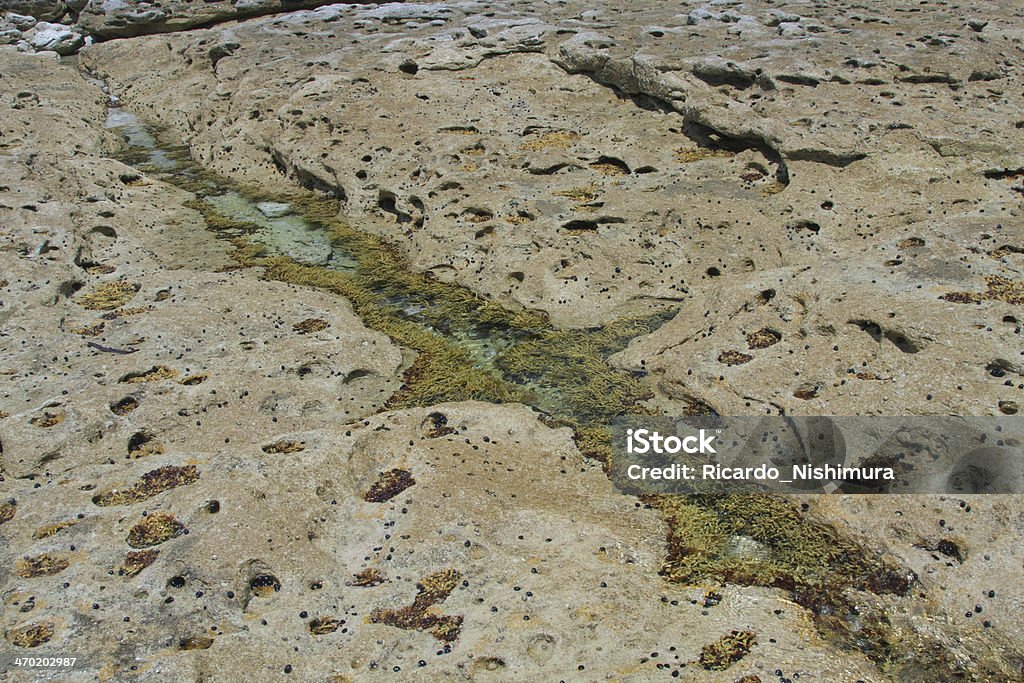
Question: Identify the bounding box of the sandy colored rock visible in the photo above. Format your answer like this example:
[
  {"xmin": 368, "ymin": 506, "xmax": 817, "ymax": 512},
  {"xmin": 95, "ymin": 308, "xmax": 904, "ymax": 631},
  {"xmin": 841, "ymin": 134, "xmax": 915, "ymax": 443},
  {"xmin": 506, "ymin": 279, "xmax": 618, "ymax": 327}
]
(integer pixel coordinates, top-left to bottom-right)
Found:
[
  {"xmin": 80, "ymin": 0, "xmax": 1022, "ymax": 338},
  {"xmin": 1, "ymin": 0, "xmax": 1022, "ymax": 679}
]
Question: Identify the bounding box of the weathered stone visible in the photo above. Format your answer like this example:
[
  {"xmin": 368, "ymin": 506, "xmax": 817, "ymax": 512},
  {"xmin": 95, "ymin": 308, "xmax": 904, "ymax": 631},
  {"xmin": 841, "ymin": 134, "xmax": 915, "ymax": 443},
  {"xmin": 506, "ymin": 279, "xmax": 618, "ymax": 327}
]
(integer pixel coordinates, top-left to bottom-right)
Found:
[
  {"xmin": 26, "ymin": 20, "xmax": 83, "ymax": 54},
  {"xmin": 76, "ymin": 0, "xmax": 382, "ymax": 38},
  {"xmin": 5, "ymin": 12, "xmax": 37, "ymax": 29},
  {"xmin": 0, "ymin": 0, "xmax": 66, "ymax": 21}
]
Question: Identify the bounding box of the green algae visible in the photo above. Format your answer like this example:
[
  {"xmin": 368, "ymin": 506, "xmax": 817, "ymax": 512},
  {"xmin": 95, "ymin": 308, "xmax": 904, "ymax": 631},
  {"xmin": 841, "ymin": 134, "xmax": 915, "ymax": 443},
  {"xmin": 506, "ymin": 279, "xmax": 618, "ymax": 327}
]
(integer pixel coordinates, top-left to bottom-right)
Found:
[
  {"xmin": 237, "ymin": 193, "xmax": 668, "ymax": 457},
  {"xmin": 698, "ymin": 629, "xmax": 757, "ymax": 670},
  {"xmin": 163, "ymin": 151, "xmax": 664, "ymax": 439},
  {"xmin": 649, "ymin": 492, "xmax": 952, "ymax": 674},
  {"xmin": 653, "ymin": 494, "xmax": 913, "ymax": 595}
]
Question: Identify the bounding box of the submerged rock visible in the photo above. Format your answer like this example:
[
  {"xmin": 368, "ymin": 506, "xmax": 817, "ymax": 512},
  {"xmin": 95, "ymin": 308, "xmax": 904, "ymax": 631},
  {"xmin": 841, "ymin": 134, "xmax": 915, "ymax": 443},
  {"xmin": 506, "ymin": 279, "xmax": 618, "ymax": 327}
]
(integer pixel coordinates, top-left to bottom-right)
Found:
[{"xmin": 255, "ymin": 200, "xmax": 291, "ymax": 218}]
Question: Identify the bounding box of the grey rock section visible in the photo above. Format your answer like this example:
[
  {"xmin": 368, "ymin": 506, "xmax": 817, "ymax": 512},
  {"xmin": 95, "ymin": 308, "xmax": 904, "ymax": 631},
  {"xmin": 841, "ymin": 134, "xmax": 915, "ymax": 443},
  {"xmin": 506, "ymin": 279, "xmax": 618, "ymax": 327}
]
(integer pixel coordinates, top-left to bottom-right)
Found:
[
  {"xmin": 0, "ymin": 20, "xmax": 24, "ymax": 43},
  {"xmin": 26, "ymin": 19, "xmax": 83, "ymax": 53},
  {"xmin": 76, "ymin": 0, "xmax": 385, "ymax": 38},
  {"xmin": 0, "ymin": 0, "xmax": 71, "ymax": 22},
  {"xmin": 5, "ymin": 11, "xmax": 37, "ymax": 29}
]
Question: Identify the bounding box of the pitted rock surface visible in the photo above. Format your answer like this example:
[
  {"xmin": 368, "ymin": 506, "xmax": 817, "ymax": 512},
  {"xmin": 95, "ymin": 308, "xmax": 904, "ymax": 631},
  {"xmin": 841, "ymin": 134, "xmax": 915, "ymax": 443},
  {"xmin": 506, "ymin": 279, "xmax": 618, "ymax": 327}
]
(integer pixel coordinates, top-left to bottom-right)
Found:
[{"xmin": 1, "ymin": 0, "xmax": 1023, "ymax": 680}]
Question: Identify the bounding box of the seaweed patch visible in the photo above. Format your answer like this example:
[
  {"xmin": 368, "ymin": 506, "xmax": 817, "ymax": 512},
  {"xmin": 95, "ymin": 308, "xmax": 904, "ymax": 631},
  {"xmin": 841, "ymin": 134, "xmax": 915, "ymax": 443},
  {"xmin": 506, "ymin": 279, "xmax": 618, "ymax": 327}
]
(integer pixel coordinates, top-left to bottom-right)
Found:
[
  {"xmin": 93, "ymin": 465, "xmax": 199, "ymax": 506},
  {"xmin": 33, "ymin": 519, "xmax": 78, "ymax": 539},
  {"xmin": 75, "ymin": 280, "xmax": 139, "ymax": 310},
  {"xmin": 7, "ymin": 621, "xmax": 55, "ymax": 648},
  {"xmin": 119, "ymin": 549, "xmax": 159, "ymax": 577},
  {"xmin": 698, "ymin": 630, "xmax": 757, "ymax": 670},
  {"xmin": 119, "ymin": 366, "xmax": 177, "ymax": 383},
  {"xmin": 16, "ymin": 553, "xmax": 71, "ymax": 578},
  {"xmin": 308, "ymin": 616, "xmax": 343, "ymax": 635},
  {"xmin": 369, "ymin": 569, "xmax": 463, "ymax": 642},
  {"xmin": 349, "ymin": 568, "xmax": 387, "ymax": 587},
  {"xmin": 126, "ymin": 512, "xmax": 186, "ymax": 548},
  {"xmin": 0, "ymin": 498, "xmax": 16, "ymax": 526},
  {"xmin": 363, "ymin": 468, "xmax": 416, "ymax": 503}
]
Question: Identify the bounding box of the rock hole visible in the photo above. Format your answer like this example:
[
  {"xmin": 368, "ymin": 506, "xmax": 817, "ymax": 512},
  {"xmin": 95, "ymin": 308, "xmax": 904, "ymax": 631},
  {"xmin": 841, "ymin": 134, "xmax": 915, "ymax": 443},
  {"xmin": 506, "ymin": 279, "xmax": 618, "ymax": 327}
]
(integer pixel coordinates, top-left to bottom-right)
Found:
[
  {"xmin": 378, "ymin": 190, "xmax": 412, "ymax": 223},
  {"xmin": 561, "ymin": 219, "xmax": 598, "ymax": 232},
  {"xmin": 179, "ymin": 636, "xmax": 213, "ymax": 650},
  {"xmin": 885, "ymin": 331, "xmax": 920, "ymax": 354},
  {"xmin": 119, "ymin": 366, "xmax": 176, "ymax": 383},
  {"xmin": 127, "ymin": 431, "xmax": 164, "ymax": 458},
  {"xmin": 262, "ymin": 440, "xmax": 305, "ymax": 454},
  {"xmin": 249, "ymin": 573, "xmax": 282, "ymax": 597},
  {"xmin": 110, "ymin": 396, "xmax": 139, "ymax": 415},
  {"xmin": 985, "ymin": 361, "xmax": 1008, "ymax": 378},
  {"xmin": 342, "ymin": 368, "xmax": 374, "ymax": 384},
  {"xmin": 793, "ymin": 385, "xmax": 819, "ymax": 400},
  {"xmin": 527, "ymin": 634, "xmax": 557, "ymax": 665},
  {"xmin": 89, "ymin": 226, "xmax": 118, "ymax": 239},
  {"xmin": 788, "ymin": 219, "xmax": 820, "ymax": 234},
  {"xmin": 462, "ymin": 208, "xmax": 493, "ymax": 224},
  {"xmin": 850, "ymin": 319, "xmax": 883, "ymax": 342},
  {"xmin": 589, "ymin": 156, "xmax": 630, "ymax": 175},
  {"xmin": 58, "ymin": 280, "xmax": 84, "ymax": 299}
]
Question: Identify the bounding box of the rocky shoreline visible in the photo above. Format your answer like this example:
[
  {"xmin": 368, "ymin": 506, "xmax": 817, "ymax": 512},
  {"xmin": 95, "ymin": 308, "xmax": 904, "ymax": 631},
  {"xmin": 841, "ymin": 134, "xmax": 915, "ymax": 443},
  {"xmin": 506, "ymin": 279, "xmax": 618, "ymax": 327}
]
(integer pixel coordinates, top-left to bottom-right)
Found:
[{"xmin": 2, "ymin": 0, "xmax": 1023, "ymax": 680}]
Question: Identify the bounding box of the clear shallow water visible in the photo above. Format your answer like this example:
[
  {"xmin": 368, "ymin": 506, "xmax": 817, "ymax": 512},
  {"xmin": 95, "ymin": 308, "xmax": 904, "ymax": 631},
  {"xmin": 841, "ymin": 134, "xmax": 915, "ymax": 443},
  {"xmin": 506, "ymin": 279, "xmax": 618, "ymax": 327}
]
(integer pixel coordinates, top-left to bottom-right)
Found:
[
  {"xmin": 203, "ymin": 191, "xmax": 352, "ymax": 269},
  {"xmin": 105, "ymin": 108, "xmax": 178, "ymax": 171}
]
